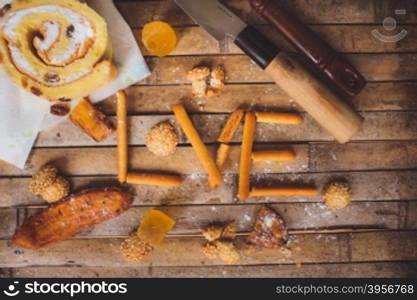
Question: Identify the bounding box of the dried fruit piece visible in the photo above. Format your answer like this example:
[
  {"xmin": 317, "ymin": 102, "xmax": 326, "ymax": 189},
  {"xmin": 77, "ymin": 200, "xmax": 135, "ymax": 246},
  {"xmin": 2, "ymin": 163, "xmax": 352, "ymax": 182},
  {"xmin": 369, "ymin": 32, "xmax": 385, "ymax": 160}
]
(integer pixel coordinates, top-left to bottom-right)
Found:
[
  {"xmin": 137, "ymin": 210, "xmax": 176, "ymax": 247},
  {"xmin": 142, "ymin": 21, "xmax": 177, "ymax": 57},
  {"xmin": 50, "ymin": 103, "xmax": 70, "ymax": 116},
  {"xmin": 146, "ymin": 122, "xmax": 179, "ymax": 157},
  {"xmin": 322, "ymin": 181, "xmax": 352, "ymax": 210},
  {"xmin": 70, "ymin": 98, "xmax": 115, "ymax": 142},
  {"xmin": 247, "ymin": 206, "xmax": 288, "ymax": 248}
]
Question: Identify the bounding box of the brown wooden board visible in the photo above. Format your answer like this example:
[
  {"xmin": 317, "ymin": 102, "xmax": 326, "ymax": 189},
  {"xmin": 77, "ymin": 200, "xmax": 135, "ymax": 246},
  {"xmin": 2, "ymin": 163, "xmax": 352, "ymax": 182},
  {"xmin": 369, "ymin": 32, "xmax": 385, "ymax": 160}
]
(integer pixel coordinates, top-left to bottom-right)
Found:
[
  {"xmin": 9, "ymin": 262, "xmax": 417, "ymax": 278},
  {"xmin": 1, "ymin": 170, "xmax": 416, "ymax": 208},
  {"xmin": 0, "ymin": 0, "xmax": 417, "ymax": 278},
  {"xmin": 1, "ymin": 231, "xmax": 416, "ymax": 268}
]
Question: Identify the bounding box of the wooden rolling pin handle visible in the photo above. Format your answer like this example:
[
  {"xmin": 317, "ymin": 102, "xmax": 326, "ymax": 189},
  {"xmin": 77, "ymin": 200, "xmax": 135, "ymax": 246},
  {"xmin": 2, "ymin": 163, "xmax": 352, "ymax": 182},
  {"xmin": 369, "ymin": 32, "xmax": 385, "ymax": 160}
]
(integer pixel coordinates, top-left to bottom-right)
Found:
[
  {"xmin": 265, "ymin": 52, "xmax": 363, "ymax": 143},
  {"xmin": 234, "ymin": 25, "xmax": 363, "ymax": 144}
]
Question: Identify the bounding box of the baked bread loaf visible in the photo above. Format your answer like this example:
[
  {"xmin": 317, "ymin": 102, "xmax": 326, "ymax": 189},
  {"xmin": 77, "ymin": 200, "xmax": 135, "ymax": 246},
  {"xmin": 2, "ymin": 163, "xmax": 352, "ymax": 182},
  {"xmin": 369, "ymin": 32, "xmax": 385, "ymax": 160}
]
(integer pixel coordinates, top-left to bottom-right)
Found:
[
  {"xmin": 13, "ymin": 187, "xmax": 132, "ymax": 249},
  {"xmin": 0, "ymin": 0, "xmax": 117, "ymax": 101}
]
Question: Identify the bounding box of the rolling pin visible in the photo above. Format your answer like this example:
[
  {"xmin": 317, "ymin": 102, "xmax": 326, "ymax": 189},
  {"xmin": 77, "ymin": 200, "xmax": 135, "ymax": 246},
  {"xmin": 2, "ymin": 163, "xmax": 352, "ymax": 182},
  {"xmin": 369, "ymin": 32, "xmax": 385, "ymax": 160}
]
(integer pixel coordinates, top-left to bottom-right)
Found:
[{"xmin": 250, "ymin": 0, "xmax": 367, "ymax": 97}]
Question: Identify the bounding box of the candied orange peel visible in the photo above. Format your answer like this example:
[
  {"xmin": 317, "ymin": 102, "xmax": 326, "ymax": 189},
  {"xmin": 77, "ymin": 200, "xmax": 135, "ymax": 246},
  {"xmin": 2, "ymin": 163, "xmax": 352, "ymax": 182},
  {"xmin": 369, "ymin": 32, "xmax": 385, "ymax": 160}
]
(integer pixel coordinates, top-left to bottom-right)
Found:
[{"xmin": 141, "ymin": 21, "xmax": 177, "ymax": 57}]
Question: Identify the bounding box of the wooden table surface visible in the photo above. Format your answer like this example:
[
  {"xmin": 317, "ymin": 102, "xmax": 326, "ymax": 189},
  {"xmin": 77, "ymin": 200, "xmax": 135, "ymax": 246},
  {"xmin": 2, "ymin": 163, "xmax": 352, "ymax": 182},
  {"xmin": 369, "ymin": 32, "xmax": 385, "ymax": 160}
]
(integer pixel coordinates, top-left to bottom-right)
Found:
[{"xmin": 1, "ymin": 0, "xmax": 417, "ymax": 278}]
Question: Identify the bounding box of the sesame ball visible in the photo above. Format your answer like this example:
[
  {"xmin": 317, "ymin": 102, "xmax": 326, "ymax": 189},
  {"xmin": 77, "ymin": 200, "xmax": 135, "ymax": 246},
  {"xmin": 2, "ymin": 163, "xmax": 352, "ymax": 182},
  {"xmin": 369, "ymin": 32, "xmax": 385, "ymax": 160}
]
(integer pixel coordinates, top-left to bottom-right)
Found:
[
  {"xmin": 29, "ymin": 165, "xmax": 58, "ymax": 195},
  {"xmin": 322, "ymin": 181, "xmax": 353, "ymax": 210},
  {"xmin": 146, "ymin": 122, "xmax": 179, "ymax": 157}
]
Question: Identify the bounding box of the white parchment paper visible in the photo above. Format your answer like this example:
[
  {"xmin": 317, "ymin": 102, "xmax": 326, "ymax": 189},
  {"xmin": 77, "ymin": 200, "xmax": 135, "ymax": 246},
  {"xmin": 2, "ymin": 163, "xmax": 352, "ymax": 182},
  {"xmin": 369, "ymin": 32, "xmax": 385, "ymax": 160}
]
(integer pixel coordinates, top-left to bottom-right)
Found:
[{"xmin": 0, "ymin": 0, "xmax": 150, "ymax": 168}]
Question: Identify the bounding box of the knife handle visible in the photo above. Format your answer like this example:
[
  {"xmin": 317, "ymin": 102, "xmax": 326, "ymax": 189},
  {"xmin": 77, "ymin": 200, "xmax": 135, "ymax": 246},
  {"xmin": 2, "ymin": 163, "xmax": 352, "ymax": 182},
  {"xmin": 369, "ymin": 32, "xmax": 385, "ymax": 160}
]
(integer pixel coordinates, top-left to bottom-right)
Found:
[
  {"xmin": 235, "ymin": 26, "xmax": 363, "ymax": 144},
  {"xmin": 250, "ymin": 0, "xmax": 366, "ymax": 97}
]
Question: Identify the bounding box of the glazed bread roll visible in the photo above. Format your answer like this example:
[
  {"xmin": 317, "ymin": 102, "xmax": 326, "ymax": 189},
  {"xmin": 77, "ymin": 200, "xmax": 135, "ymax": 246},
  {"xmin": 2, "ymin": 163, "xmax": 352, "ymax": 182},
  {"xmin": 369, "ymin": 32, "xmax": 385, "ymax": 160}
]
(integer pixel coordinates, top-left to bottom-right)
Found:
[{"xmin": 0, "ymin": 0, "xmax": 117, "ymax": 101}]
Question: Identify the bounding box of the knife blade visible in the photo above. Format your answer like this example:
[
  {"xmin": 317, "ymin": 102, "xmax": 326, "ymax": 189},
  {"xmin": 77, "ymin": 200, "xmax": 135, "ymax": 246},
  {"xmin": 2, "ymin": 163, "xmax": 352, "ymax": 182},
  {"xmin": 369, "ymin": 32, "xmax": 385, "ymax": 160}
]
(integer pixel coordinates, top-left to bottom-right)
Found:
[{"xmin": 175, "ymin": 0, "xmax": 363, "ymax": 144}]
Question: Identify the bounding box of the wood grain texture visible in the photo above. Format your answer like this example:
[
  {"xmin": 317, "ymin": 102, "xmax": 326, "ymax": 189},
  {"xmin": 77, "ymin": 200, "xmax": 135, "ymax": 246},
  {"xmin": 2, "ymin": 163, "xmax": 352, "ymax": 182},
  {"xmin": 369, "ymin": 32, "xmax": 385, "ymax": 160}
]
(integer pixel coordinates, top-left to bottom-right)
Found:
[
  {"xmin": 115, "ymin": 0, "xmax": 417, "ymax": 27},
  {"xmin": 9, "ymin": 262, "xmax": 417, "ymax": 278},
  {"xmin": 36, "ymin": 112, "xmax": 417, "ymax": 147},
  {"xmin": 0, "ymin": 145, "xmax": 310, "ymax": 176},
  {"xmin": 142, "ymin": 54, "xmax": 417, "ymax": 85},
  {"xmin": 1, "ymin": 170, "xmax": 416, "ymax": 207},
  {"xmin": 19, "ymin": 201, "xmax": 410, "ymax": 238},
  {"xmin": 1, "ymin": 231, "xmax": 416, "ymax": 267},
  {"xmin": 310, "ymin": 141, "xmax": 417, "ymax": 172},
  {"xmin": 136, "ymin": 25, "xmax": 417, "ymax": 56},
  {"xmin": 0, "ymin": 209, "xmax": 16, "ymax": 239},
  {"xmin": 1, "ymin": 0, "xmax": 417, "ymax": 277},
  {"xmin": 2, "ymin": 141, "xmax": 417, "ymax": 176},
  {"xmin": 97, "ymin": 82, "xmax": 417, "ymax": 114}
]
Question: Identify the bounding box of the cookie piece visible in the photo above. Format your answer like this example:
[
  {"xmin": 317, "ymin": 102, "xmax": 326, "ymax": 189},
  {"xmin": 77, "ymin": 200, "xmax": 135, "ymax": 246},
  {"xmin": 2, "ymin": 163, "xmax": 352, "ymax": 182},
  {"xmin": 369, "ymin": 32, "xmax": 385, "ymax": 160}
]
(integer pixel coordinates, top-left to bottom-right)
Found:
[
  {"xmin": 146, "ymin": 122, "xmax": 179, "ymax": 157},
  {"xmin": 323, "ymin": 181, "xmax": 352, "ymax": 210},
  {"xmin": 214, "ymin": 240, "xmax": 240, "ymax": 264},
  {"xmin": 201, "ymin": 241, "xmax": 240, "ymax": 264},
  {"xmin": 247, "ymin": 206, "xmax": 288, "ymax": 248},
  {"xmin": 121, "ymin": 234, "xmax": 154, "ymax": 262},
  {"xmin": 202, "ymin": 225, "xmax": 223, "ymax": 242},
  {"xmin": 209, "ymin": 65, "xmax": 225, "ymax": 90},
  {"xmin": 187, "ymin": 66, "xmax": 210, "ymax": 97}
]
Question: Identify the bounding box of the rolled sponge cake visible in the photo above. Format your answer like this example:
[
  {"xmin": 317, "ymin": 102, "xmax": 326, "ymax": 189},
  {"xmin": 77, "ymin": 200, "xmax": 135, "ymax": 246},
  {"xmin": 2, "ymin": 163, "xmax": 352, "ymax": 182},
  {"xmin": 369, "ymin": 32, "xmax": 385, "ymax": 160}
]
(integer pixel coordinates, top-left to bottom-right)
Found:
[{"xmin": 0, "ymin": 0, "xmax": 117, "ymax": 101}]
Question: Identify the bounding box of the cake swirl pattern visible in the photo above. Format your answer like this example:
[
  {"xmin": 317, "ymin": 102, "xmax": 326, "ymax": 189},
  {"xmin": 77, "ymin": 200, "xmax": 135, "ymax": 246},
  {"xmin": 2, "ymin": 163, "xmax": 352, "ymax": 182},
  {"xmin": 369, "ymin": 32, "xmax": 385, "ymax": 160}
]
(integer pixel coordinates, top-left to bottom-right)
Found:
[{"xmin": 0, "ymin": 0, "xmax": 117, "ymax": 101}]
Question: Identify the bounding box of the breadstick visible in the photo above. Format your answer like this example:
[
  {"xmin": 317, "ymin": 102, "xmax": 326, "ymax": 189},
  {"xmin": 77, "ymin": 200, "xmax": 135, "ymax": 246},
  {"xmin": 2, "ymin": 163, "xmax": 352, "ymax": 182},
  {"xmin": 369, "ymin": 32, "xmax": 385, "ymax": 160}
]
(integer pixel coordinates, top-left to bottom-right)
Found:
[
  {"xmin": 250, "ymin": 186, "xmax": 318, "ymax": 197},
  {"xmin": 238, "ymin": 112, "xmax": 256, "ymax": 200},
  {"xmin": 255, "ymin": 112, "xmax": 303, "ymax": 125},
  {"xmin": 217, "ymin": 109, "xmax": 244, "ymax": 143},
  {"xmin": 117, "ymin": 91, "xmax": 128, "ymax": 183},
  {"xmin": 216, "ymin": 143, "xmax": 231, "ymax": 171},
  {"xmin": 252, "ymin": 150, "xmax": 296, "ymax": 162},
  {"xmin": 173, "ymin": 104, "xmax": 223, "ymax": 189},
  {"xmin": 127, "ymin": 173, "xmax": 183, "ymax": 187}
]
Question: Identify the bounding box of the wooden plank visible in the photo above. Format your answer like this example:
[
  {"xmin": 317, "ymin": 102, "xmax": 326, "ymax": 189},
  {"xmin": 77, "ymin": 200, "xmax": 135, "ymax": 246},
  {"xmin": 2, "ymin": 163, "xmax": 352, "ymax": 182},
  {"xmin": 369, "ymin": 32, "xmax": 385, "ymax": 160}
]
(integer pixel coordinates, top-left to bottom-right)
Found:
[
  {"xmin": 11, "ymin": 262, "xmax": 417, "ymax": 278},
  {"xmin": 310, "ymin": 141, "xmax": 417, "ymax": 172},
  {"xmin": 1, "ymin": 231, "xmax": 416, "ymax": 267},
  {"xmin": 20, "ymin": 201, "xmax": 403, "ymax": 237},
  {"xmin": 1, "ymin": 170, "xmax": 417, "ymax": 207},
  {"xmin": 0, "ymin": 209, "xmax": 16, "ymax": 239},
  {"xmin": 0, "ymin": 269, "xmax": 12, "ymax": 278},
  {"xmin": 37, "ymin": 111, "xmax": 417, "ymax": 147},
  {"xmin": 115, "ymin": 0, "xmax": 417, "ymax": 27},
  {"xmin": 1, "ymin": 141, "xmax": 416, "ymax": 176},
  {"xmin": 97, "ymin": 82, "xmax": 417, "ymax": 114},
  {"xmin": 406, "ymin": 202, "xmax": 417, "ymax": 229},
  {"xmin": 142, "ymin": 54, "xmax": 417, "ymax": 85},
  {"xmin": 0, "ymin": 175, "xmax": 235, "ymax": 207},
  {"xmin": 351, "ymin": 231, "xmax": 417, "ymax": 262},
  {"xmin": 136, "ymin": 25, "xmax": 417, "ymax": 56},
  {"xmin": 0, "ymin": 145, "xmax": 309, "ymax": 176}
]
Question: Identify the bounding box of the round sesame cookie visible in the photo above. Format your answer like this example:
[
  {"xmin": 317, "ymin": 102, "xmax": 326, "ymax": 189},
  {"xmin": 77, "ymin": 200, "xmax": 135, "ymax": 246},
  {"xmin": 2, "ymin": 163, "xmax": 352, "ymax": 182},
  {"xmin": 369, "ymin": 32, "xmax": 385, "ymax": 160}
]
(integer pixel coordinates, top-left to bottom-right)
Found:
[
  {"xmin": 146, "ymin": 122, "xmax": 179, "ymax": 157},
  {"xmin": 322, "ymin": 181, "xmax": 352, "ymax": 210}
]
